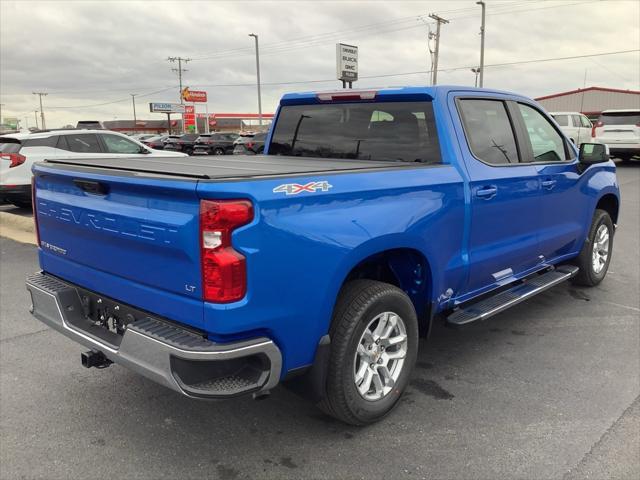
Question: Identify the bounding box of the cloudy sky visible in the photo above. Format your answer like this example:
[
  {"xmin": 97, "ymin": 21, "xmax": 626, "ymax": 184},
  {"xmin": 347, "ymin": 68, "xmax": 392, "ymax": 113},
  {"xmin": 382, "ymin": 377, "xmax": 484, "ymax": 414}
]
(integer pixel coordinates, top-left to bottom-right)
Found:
[{"xmin": 1, "ymin": 0, "xmax": 638, "ymax": 128}]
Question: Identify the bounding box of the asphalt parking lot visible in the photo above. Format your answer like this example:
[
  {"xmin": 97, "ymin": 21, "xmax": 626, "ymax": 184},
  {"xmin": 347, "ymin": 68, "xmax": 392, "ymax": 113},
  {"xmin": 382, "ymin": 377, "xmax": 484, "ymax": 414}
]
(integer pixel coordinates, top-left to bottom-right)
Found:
[{"xmin": 1, "ymin": 163, "xmax": 638, "ymax": 480}]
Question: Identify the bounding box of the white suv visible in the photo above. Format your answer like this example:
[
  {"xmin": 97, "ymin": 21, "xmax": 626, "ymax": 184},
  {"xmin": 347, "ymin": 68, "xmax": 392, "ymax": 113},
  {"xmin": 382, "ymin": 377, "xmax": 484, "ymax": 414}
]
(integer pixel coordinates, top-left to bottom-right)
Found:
[
  {"xmin": 0, "ymin": 129, "xmax": 187, "ymax": 208},
  {"xmin": 592, "ymin": 109, "xmax": 640, "ymax": 162},
  {"xmin": 548, "ymin": 111, "xmax": 593, "ymax": 146}
]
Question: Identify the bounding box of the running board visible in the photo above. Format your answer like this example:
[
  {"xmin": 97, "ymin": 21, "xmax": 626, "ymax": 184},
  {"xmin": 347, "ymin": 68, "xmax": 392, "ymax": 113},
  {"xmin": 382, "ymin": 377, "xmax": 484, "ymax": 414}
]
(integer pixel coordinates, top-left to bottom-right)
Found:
[{"xmin": 446, "ymin": 265, "xmax": 579, "ymax": 326}]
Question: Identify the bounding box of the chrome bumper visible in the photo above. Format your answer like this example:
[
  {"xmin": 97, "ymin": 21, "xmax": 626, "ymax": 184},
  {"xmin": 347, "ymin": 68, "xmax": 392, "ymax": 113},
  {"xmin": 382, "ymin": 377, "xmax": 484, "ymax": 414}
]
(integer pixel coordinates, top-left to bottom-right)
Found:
[{"xmin": 26, "ymin": 272, "xmax": 282, "ymax": 398}]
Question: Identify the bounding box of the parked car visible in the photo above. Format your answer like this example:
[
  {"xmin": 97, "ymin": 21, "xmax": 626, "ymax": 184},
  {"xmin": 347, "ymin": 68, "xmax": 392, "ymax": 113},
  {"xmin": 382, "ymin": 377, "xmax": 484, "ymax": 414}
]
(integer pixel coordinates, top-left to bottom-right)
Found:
[
  {"xmin": 192, "ymin": 133, "xmax": 239, "ymax": 155},
  {"xmin": 141, "ymin": 135, "xmax": 176, "ymax": 150},
  {"xmin": 27, "ymin": 86, "xmax": 618, "ymax": 426},
  {"xmin": 592, "ymin": 109, "xmax": 640, "ymax": 162},
  {"xmin": 129, "ymin": 133, "xmax": 158, "ymax": 142},
  {"xmin": 0, "ymin": 129, "xmax": 187, "ymax": 208},
  {"xmin": 76, "ymin": 120, "xmax": 103, "ymax": 129},
  {"xmin": 549, "ymin": 111, "xmax": 593, "ymax": 146},
  {"xmin": 163, "ymin": 133, "xmax": 200, "ymax": 155},
  {"xmin": 233, "ymin": 132, "xmax": 267, "ymax": 154}
]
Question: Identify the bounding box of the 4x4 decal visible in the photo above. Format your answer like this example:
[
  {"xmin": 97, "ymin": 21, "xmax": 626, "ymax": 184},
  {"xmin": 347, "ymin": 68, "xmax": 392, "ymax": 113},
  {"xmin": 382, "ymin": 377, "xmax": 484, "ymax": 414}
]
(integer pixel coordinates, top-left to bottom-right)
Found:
[{"xmin": 273, "ymin": 181, "xmax": 333, "ymax": 195}]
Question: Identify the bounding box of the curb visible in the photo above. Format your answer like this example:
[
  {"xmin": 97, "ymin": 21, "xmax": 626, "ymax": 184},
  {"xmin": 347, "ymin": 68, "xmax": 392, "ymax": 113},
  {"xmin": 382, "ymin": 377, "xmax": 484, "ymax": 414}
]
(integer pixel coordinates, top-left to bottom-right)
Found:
[{"xmin": 0, "ymin": 211, "xmax": 35, "ymax": 234}]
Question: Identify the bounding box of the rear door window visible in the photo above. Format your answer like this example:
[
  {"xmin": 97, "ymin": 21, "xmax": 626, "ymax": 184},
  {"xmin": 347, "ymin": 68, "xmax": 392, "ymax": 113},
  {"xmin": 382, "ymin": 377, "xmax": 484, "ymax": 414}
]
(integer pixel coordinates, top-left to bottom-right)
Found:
[
  {"xmin": 458, "ymin": 99, "xmax": 519, "ymax": 165},
  {"xmin": 62, "ymin": 134, "xmax": 102, "ymax": 153},
  {"xmin": 551, "ymin": 114, "xmax": 569, "ymax": 127}
]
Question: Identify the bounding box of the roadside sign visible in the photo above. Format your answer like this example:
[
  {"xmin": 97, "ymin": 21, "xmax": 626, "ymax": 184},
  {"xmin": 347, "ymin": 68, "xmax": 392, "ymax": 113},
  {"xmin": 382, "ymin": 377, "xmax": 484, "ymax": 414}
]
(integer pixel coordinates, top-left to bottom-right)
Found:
[
  {"xmin": 183, "ymin": 105, "xmax": 196, "ymax": 131},
  {"xmin": 336, "ymin": 43, "xmax": 358, "ymax": 82},
  {"xmin": 149, "ymin": 102, "xmax": 185, "ymax": 113},
  {"xmin": 181, "ymin": 87, "xmax": 207, "ymax": 103}
]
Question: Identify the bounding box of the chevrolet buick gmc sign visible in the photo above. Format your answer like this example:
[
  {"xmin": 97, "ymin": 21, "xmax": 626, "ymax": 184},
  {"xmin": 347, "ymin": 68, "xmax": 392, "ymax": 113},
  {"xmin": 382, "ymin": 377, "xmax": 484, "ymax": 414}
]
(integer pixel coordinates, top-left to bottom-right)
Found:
[
  {"xmin": 149, "ymin": 103, "xmax": 186, "ymax": 113},
  {"xmin": 336, "ymin": 43, "xmax": 358, "ymax": 82}
]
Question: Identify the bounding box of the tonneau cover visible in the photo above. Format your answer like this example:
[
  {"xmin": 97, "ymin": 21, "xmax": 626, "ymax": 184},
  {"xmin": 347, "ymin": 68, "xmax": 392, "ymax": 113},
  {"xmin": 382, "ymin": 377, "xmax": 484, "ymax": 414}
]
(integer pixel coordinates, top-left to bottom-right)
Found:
[{"xmin": 42, "ymin": 155, "xmax": 406, "ymax": 180}]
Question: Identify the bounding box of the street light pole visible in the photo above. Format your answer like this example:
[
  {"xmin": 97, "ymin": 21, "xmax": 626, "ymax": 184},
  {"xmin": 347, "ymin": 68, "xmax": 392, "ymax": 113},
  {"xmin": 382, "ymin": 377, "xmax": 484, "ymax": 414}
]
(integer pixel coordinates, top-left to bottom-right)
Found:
[
  {"xmin": 476, "ymin": 1, "xmax": 486, "ymax": 88},
  {"xmin": 471, "ymin": 68, "xmax": 480, "ymax": 88},
  {"xmin": 130, "ymin": 94, "xmax": 138, "ymax": 131},
  {"xmin": 249, "ymin": 33, "xmax": 263, "ymax": 126},
  {"xmin": 32, "ymin": 92, "xmax": 47, "ymax": 129}
]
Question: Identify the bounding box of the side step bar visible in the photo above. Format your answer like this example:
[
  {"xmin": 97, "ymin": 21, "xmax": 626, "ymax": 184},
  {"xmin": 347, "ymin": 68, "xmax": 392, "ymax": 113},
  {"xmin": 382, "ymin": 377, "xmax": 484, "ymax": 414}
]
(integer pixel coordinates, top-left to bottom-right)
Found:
[{"xmin": 446, "ymin": 265, "xmax": 579, "ymax": 326}]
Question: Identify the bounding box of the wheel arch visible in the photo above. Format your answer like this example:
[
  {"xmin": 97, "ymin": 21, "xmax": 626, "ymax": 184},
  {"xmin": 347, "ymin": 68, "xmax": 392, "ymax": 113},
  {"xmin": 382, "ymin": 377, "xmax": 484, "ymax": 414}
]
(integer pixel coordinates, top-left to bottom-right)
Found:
[
  {"xmin": 596, "ymin": 193, "xmax": 620, "ymax": 225},
  {"xmin": 334, "ymin": 246, "xmax": 435, "ymax": 337}
]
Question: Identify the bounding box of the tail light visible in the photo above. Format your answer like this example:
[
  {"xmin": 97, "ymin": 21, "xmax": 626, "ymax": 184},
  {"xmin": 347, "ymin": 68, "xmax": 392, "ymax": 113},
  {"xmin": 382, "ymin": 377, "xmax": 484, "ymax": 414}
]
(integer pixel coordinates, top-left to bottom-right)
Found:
[
  {"xmin": 0, "ymin": 153, "xmax": 26, "ymax": 168},
  {"xmin": 246, "ymin": 142, "xmax": 255, "ymax": 149},
  {"xmin": 200, "ymin": 199, "xmax": 253, "ymax": 303},
  {"xmin": 31, "ymin": 176, "xmax": 40, "ymax": 246}
]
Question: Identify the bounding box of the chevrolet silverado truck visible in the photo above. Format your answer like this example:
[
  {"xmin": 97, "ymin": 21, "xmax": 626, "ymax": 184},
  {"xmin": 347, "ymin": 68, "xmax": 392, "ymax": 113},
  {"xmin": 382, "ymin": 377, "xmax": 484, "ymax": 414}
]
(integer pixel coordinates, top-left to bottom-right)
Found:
[{"xmin": 26, "ymin": 86, "xmax": 619, "ymax": 425}]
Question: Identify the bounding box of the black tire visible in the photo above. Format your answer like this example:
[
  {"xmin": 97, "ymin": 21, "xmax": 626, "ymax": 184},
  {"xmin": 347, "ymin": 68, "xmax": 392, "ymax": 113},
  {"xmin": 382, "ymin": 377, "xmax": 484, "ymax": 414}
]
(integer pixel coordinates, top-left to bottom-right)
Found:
[
  {"xmin": 213, "ymin": 147, "xmax": 224, "ymax": 155},
  {"xmin": 571, "ymin": 209, "xmax": 614, "ymax": 286},
  {"xmin": 319, "ymin": 280, "xmax": 419, "ymax": 425}
]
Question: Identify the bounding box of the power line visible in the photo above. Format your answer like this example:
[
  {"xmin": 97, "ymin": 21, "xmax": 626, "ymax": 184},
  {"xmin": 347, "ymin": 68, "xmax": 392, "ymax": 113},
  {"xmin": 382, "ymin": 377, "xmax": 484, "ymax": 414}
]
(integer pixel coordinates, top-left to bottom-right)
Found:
[{"xmin": 47, "ymin": 86, "xmax": 176, "ymax": 109}]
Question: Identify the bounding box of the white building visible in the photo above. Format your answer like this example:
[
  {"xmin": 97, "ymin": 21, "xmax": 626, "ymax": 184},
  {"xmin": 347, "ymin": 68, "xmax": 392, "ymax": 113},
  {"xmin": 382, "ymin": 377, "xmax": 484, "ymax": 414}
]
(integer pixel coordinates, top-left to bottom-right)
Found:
[{"xmin": 535, "ymin": 86, "xmax": 640, "ymax": 120}]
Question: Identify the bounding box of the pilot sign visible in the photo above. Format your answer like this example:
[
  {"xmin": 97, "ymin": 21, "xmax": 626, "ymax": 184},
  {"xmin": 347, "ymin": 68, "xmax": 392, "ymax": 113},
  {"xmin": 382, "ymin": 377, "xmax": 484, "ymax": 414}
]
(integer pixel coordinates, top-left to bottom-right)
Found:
[{"xmin": 336, "ymin": 43, "xmax": 358, "ymax": 82}]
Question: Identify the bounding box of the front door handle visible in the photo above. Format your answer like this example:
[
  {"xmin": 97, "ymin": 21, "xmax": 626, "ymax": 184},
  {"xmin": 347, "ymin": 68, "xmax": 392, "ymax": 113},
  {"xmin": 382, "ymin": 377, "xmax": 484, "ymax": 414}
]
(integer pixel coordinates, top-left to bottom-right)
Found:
[
  {"xmin": 541, "ymin": 179, "xmax": 557, "ymax": 190},
  {"xmin": 476, "ymin": 186, "xmax": 498, "ymax": 199}
]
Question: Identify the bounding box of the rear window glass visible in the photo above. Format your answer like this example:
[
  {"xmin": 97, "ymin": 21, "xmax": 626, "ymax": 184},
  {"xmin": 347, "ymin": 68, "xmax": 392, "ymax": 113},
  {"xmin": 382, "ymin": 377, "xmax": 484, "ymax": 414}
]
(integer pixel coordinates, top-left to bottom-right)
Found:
[
  {"xmin": 599, "ymin": 112, "xmax": 640, "ymax": 125},
  {"xmin": 0, "ymin": 140, "xmax": 21, "ymax": 153},
  {"xmin": 269, "ymin": 101, "xmax": 441, "ymax": 163}
]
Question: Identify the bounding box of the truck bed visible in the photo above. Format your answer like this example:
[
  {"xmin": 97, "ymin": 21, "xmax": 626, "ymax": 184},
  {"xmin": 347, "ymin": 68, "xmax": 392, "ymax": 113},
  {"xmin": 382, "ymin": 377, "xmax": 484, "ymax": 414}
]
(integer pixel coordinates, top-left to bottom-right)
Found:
[{"xmin": 42, "ymin": 155, "xmax": 408, "ymax": 180}]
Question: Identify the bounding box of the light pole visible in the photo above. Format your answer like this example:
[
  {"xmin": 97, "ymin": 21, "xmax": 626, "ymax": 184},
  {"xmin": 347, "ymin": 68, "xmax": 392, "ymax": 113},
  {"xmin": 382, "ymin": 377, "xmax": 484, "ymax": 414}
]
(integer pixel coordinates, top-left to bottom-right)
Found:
[
  {"xmin": 34, "ymin": 110, "xmax": 39, "ymax": 130},
  {"xmin": 476, "ymin": 1, "xmax": 486, "ymax": 87},
  {"xmin": 130, "ymin": 94, "xmax": 138, "ymax": 131},
  {"xmin": 248, "ymin": 33, "xmax": 263, "ymax": 126},
  {"xmin": 471, "ymin": 68, "xmax": 481, "ymax": 87}
]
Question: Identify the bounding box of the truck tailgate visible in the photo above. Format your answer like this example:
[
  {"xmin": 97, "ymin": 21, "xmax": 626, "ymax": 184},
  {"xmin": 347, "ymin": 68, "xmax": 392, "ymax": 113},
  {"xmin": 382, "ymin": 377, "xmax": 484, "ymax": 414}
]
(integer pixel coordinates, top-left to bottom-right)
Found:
[{"xmin": 33, "ymin": 163, "xmax": 204, "ymax": 328}]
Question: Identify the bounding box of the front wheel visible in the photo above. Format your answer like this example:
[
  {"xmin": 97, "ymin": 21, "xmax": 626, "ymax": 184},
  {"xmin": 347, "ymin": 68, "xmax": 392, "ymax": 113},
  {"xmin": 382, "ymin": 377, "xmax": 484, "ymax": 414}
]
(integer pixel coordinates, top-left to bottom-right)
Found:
[
  {"xmin": 572, "ymin": 209, "xmax": 614, "ymax": 286},
  {"xmin": 319, "ymin": 280, "xmax": 419, "ymax": 425}
]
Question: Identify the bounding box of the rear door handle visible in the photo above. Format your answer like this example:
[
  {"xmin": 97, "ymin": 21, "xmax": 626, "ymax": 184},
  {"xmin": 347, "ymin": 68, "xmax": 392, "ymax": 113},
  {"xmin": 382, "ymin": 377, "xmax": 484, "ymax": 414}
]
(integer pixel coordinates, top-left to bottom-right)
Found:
[
  {"xmin": 541, "ymin": 179, "xmax": 557, "ymax": 190},
  {"xmin": 476, "ymin": 186, "xmax": 498, "ymax": 199}
]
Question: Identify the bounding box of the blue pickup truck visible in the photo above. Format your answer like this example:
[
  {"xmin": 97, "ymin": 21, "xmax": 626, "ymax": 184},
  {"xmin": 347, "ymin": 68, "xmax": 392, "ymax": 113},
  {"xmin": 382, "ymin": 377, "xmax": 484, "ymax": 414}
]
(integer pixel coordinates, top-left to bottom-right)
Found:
[{"xmin": 26, "ymin": 86, "xmax": 619, "ymax": 425}]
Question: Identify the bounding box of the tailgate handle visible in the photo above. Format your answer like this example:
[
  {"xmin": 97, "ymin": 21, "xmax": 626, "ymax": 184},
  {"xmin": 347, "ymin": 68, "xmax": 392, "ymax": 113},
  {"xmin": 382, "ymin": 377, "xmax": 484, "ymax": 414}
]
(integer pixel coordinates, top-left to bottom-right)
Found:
[{"xmin": 73, "ymin": 179, "xmax": 109, "ymax": 195}]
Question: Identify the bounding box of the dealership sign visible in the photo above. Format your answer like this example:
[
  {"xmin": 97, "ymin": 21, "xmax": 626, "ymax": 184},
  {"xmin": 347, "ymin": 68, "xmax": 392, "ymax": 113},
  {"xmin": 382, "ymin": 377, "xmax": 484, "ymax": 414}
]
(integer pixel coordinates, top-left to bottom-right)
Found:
[
  {"xmin": 336, "ymin": 43, "xmax": 358, "ymax": 82},
  {"xmin": 149, "ymin": 102, "xmax": 185, "ymax": 113},
  {"xmin": 181, "ymin": 87, "xmax": 207, "ymax": 103}
]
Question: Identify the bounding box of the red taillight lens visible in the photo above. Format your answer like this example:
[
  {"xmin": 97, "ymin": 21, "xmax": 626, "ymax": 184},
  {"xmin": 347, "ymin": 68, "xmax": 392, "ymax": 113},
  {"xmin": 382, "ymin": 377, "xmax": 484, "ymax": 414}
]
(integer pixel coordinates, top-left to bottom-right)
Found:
[
  {"xmin": 0, "ymin": 153, "xmax": 26, "ymax": 168},
  {"xmin": 31, "ymin": 176, "xmax": 40, "ymax": 246},
  {"xmin": 246, "ymin": 142, "xmax": 254, "ymax": 149},
  {"xmin": 200, "ymin": 199, "xmax": 253, "ymax": 303}
]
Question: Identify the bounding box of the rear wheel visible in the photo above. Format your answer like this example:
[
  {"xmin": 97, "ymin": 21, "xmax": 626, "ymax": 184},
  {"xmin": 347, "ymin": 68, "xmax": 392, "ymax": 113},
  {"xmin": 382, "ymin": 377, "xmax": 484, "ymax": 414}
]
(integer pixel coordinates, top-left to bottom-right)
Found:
[
  {"xmin": 319, "ymin": 280, "xmax": 418, "ymax": 425},
  {"xmin": 572, "ymin": 209, "xmax": 614, "ymax": 286},
  {"xmin": 213, "ymin": 147, "xmax": 224, "ymax": 155}
]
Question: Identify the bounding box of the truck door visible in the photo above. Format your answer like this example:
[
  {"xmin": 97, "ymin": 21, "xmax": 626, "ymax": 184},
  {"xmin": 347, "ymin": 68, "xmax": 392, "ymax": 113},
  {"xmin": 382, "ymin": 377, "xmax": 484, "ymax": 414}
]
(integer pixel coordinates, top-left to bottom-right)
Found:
[
  {"xmin": 513, "ymin": 103, "xmax": 588, "ymax": 263},
  {"xmin": 456, "ymin": 97, "xmax": 544, "ymax": 296}
]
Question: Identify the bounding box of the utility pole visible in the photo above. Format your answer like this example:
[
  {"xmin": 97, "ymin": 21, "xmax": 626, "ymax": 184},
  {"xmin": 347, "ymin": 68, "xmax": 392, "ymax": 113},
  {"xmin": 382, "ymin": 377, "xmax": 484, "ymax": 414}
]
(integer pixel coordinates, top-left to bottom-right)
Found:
[
  {"xmin": 167, "ymin": 56, "xmax": 191, "ymax": 103},
  {"xmin": 0, "ymin": 104, "xmax": 4, "ymax": 124},
  {"xmin": 167, "ymin": 57, "xmax": 191, "ymax": 133},
  {"xmin": 34, "ymin": 111, "xmax": 39, "ymax": 130},
  {"xmin": 477, "ymin": 1, "xmax": 486, "ymax": 87},
  {"xmin": 248, "ymin": 33, "xmax": 263, "ymax": 126},
  {"xmin": 32, "ymin": 92, "xmax": 47, "ymax": 130},
  {"xmin": 130, "ymin": 94, "xmax": 138, "ymax": 130},
  {"xmin": 428, "ymin": 14, "xmax": 449, "ymax": 85}
]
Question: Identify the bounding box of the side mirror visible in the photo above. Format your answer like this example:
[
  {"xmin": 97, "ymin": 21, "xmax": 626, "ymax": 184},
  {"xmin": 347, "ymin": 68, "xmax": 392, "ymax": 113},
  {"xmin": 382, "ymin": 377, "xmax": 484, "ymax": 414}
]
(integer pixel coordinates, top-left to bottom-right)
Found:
[
  {"xmin": 139, "ymin": 146, "xmax": 150, "ymax": 154},
  {"xmin": 579, "ymin": 143, "xmax": 609, "ymax": 165}
]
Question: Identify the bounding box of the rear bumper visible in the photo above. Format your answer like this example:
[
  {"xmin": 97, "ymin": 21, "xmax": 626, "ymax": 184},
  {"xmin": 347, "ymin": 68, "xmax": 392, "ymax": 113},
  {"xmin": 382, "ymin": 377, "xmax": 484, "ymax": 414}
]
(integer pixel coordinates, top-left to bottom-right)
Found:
[
  {"xmin": 26, "ymin": 272, "xmax": 282, "ymax": 398},
  {"xmin": 0, "ymin": 183, "xmax": 31, "ymax": 200}
]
